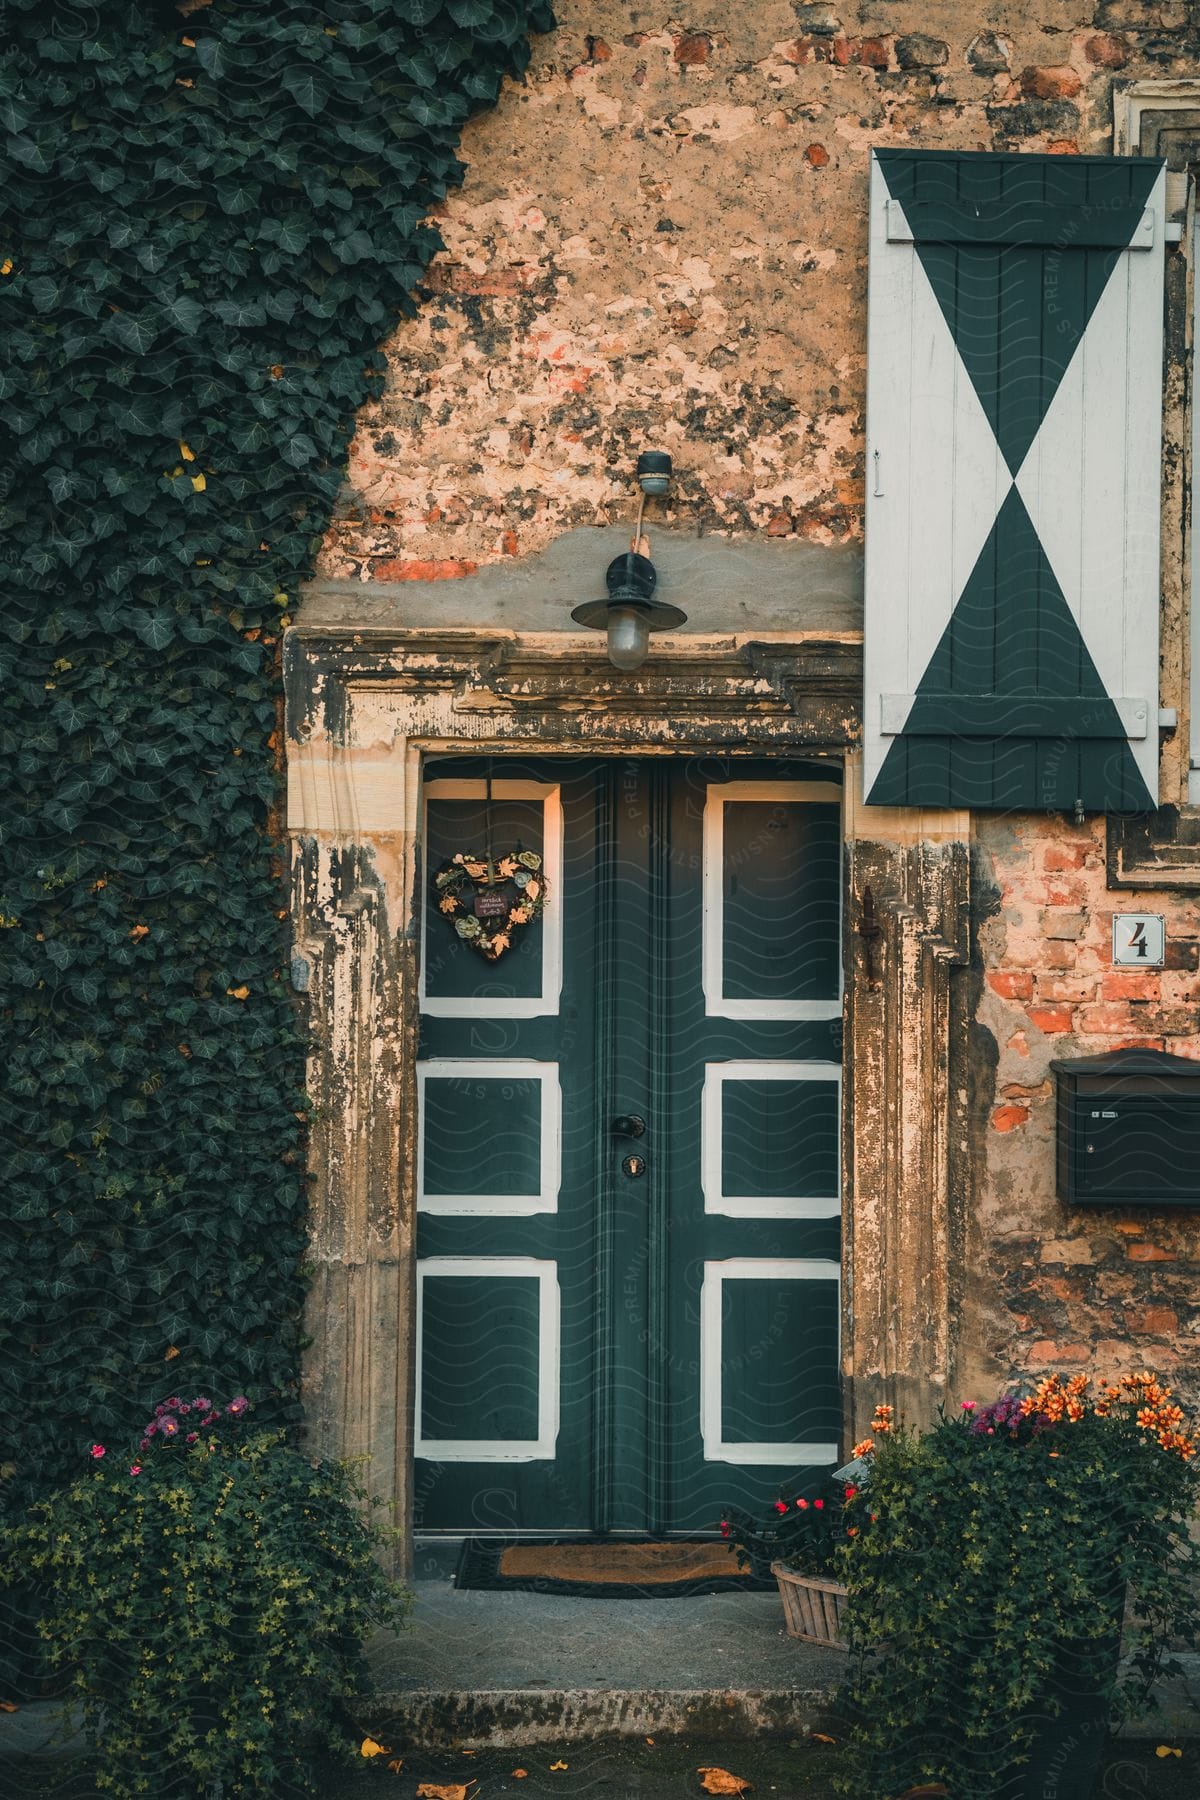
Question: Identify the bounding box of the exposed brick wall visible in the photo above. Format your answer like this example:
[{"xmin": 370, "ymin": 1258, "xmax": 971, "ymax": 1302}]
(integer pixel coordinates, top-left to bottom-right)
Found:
[
  {"xmin": 318, "ymin": 0, "xmax": 1200, "ymax": 583},
  {"xmin": 969, "ymin": 816, "xmax": 1200, "ymax": 1403}
]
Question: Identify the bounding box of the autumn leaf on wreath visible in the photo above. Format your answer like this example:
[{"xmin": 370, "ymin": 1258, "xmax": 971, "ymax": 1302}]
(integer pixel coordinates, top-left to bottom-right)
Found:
[
  {"xmin": 360, "ymin": 1738, "xmax": 390, "ymax": 1758},
  {"xmin": 698, "ymin": 1769, "xmax": 753, "ymax": 1795},
  {"xmin": 416, "ymin": 1785, "xmax": 473, "ymax": 1800},
  {"xmin": 1156, "ymin": 1747, "xmax": 1183, "ymax": 1758}
]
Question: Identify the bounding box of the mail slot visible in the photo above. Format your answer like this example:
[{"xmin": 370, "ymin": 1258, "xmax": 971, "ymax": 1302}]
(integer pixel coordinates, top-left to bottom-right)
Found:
[{"xmin": 1051, "ymin": 1048, "xmax": 1200, "ymax": 1208}]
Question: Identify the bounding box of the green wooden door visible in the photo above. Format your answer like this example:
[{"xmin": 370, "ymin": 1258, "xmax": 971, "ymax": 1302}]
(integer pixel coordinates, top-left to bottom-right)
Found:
[{"xmin": 414, "ymin": 758, "xmax": 842, "ymax": 1536}]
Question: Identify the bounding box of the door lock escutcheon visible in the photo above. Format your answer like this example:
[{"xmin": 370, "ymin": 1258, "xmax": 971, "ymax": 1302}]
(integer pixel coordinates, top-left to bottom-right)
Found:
[
  {"xmin": 611, "ymin": 1114, "xmax": 646, "ymax": 1138},
  {"xmin": 622, "ymin": 1153, "xmax": 647, "ymax": 1179}
]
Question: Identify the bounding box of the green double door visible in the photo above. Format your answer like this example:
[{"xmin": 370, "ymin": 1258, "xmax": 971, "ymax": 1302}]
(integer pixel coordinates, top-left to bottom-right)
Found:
[{"xmin": 414, "ymin": 757, "xmax": 843, "ymax": 1536}]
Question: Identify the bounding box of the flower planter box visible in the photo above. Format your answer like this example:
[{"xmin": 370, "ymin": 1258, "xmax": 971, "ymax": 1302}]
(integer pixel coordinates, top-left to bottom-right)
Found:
[{"xmin": 770, "ymin": 1562, "xmax": 847, "ymax": 1647}]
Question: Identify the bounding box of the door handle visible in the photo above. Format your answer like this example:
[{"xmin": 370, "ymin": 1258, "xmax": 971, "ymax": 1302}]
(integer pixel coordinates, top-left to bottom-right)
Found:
[{"xmin": 611, "ymin": 1114, "xmax": 646, "ymax": 1138}]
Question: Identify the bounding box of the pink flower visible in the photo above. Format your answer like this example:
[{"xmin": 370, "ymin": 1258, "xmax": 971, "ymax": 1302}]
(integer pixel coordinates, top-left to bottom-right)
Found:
[
  {"xmin": 774, "ymin": 1500, "xmax": 788, "ymax": 1514},
  {"xmin": 796, "ymin": 1498, "xmax": 809, "ymax": 1510},
  {"xmin": 813, "ymin": 1498, "xmax": 825, "ymax": 1511},
  {"xmin": 129, "ymin": 1465, "xmax": 142, "ymax": 1476},
  {"xmin": 719, "ymin": 1520, "xmax": 731, "ymax": 1539},
  {"xmin": 961, "ymin": 1400, "xmax": 977, "ymax": 1412},
  {"xmin": 844, "ymin": 1485, "xmax": 858, "ymax": 1499},
  {"xmin": 90, "ymin": 1444, "xmax": 106, "ymax": 1459},
  {"xmin": 186, "ymin": 1432, "xmax": 198, "ymax": 1445}
]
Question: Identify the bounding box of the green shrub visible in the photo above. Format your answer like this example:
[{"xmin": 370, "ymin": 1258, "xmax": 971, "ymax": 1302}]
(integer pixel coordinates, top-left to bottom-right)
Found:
[
  {"xmin": 10, "ymin": 1394, "xmax": 409, "ymax": 1797},
  {"xmin": 0, "ymin": 0, "xmax": 554, "ymax": 1523},
  {"xmin": 835, "ymin": 1378, "xmax": 1200, "ymax": 1798}
]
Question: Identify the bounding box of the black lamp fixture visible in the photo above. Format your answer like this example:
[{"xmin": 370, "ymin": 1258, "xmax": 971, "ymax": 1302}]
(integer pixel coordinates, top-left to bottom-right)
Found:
[{"xmin": 571, "ymin": 451, "xmax": 687, "ymax": 670}]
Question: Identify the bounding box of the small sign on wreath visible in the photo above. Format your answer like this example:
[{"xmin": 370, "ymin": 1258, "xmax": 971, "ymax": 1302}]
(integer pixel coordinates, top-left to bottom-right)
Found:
[{"xmin": 433, "ymin": 849, "xmax": 547, "ymax": 962}]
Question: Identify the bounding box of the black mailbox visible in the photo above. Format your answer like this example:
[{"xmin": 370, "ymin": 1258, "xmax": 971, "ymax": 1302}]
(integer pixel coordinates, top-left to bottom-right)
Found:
[{"xmin": 1051, "ymin": 1048, "xmax": 1200, "ymax": 1208}]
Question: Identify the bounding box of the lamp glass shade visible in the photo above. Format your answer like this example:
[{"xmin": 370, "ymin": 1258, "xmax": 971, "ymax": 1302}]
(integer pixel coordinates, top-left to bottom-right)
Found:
[{"xmin": 606, "ymin": 605, "xmax": 650, "ymax": 671}]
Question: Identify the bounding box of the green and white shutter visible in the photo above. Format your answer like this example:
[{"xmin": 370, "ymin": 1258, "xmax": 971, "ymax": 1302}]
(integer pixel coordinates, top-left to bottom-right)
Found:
[{"xmin": 864, "ymin": 150, "xmax": 1166, "ymax": 812}]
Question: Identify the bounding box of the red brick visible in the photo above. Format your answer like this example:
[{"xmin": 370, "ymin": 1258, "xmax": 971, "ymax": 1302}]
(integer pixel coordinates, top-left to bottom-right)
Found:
[
  {"xmin": 765, "ymin": 511, "xmax": 793, "ymax": 537},
  {"xmin": 1043, "ymin": 844, "xmax": 1088, "ymax": 872},
  {"xmin": 805, "ymin": 143, "xmax": 830, "ymax": 168},
  {"xmin": 856, "ymin": 37, "xmax": 889, "ymax": 69},
  {"xmin": 1164, "ymin": 939, "xmax": 1200, "ymax": 971},
  {"xmin": 1028, "ymin": 1005, "xmax": 1073, "ymax": 1034},
  {"xmin": 1046, "ymin": 140, "xmax": 1080, "ymax": 156},
  {"xmin": 1127, "ymin": 1243, "xmax": 1173, "ymax": 1262},
  {"xmin": 992, "ymin": 1105, "xmax": 1029, "ymax": 1133},
  {"xmin": 1043, "ymin": 943, "xmax": 1077, "ymax": 969},
  {"xmin": 1077, "ymin": 1003, "xmax": 1137, "ymax": 1034},
  {"xmin": 781, "ymin": 37, "xmax": 815, "ymax": 65},
  {"xmin": 988, "ymin": 970, "xmax": 1033, "ymax": 1001},
  {"xmin": 1100, "ymin": 972, "xmax": 1160, "ymax": 1002},
  {"xmin": 1085, "ymin": 32, "xmax": 1127, "ymax": 68},
  {"xmin": 500, "ymin": 529, "xmax": 519, "ymax": 557},
  {"xmin": 371, "ymin": 557, "xmax": 478, "ymax": 583},
  {"xmin": 674, "ymin": 32, "xmax": 710, "ymax": 65},
  {"xmin": 1028, "ymin": 1341, "xmax": 1091, "ymax": 1365},
  {"xmin": 585, "ymin": 35, "xmax": 612, "ymax": 61},
  {"xmin": 1020, "ymin": 65, "xmax": 1082, "ymax": 99},
  {"xmin": 1125, "ymin": 1306, "xmax": 1179, "ymax": 1335},
  {"xmin": 1037, "ymin": 975, "xmax": 1095, "ymax": 1004}
]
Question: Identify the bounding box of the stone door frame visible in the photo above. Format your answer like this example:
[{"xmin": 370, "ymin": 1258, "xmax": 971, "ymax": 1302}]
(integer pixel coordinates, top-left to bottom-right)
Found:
[{"xmin": 285, "ymin": 623, "xmax": 970, "ymax": 1569}]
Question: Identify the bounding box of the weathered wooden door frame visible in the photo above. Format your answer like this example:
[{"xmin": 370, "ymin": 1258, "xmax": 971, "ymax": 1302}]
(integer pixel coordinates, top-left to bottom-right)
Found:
[{"xmin": 285, "ymin": 626, "xmax": 972, "ymax": 1572}]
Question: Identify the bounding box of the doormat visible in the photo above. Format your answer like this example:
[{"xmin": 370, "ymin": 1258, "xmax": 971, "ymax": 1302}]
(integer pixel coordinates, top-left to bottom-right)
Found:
[{"xmin": 454, "ymin": 1538, "xmax": 776, "ymax": 1597}]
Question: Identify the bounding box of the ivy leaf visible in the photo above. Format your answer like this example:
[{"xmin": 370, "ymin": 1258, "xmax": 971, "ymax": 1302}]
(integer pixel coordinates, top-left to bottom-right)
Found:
[
  {"xmin": 195, "ymin": 37, "xmax": 227, "ymax": 79},
  {"xmin": 164, "ymin": 293, "xmax": 204, "ymax": 334},
  {"xmin": 132, "ymin": 614, "xmax": 176, "ymax": 651},
  {"xmin": 281, "ymin": 66, "xmax": 329, "ymax": 117}
]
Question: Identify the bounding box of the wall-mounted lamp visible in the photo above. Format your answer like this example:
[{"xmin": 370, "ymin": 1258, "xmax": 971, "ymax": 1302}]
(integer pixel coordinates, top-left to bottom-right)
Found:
[{"xmin": 571, "ymin": 451, "xmax": 687, "ymax": 670}]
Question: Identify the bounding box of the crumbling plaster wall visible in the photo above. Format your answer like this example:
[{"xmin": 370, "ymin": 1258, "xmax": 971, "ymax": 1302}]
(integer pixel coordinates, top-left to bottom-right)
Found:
[
  {"xmin": 319, "ymin": 0, "xmax": 1198, "ymax": 579},
  {"xmin": 310, "ymin": 0, "xmax": 1200, "ymax": 1425}
]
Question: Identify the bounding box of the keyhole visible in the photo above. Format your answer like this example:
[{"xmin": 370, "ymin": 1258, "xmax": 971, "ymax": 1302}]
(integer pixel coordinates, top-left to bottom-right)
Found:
[{"xmin": 622, "ymin": 1154, "xmax": 646, "ymax": 1179}]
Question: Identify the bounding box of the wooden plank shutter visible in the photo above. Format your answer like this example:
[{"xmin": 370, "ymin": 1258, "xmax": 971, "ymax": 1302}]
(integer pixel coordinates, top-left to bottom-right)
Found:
[{"xmin": 863, "ymin": 150, "xmax": 1166, "ymax": 813}]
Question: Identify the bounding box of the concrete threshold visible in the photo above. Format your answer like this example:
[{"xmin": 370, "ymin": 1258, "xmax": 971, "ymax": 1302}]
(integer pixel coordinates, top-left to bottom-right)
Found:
[
  {"xmin": 370, "ymin": 1684, "xmax": 839, "ymax": 1751},
  {"xmin": 367, "ymin": 1542, "xmax": 844, "ymax": 1749}
]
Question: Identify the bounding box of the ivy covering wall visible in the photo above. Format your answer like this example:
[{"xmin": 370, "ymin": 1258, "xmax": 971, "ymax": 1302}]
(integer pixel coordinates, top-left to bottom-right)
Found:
[{"xmin": 0, "ymin": 0, "xmax": 553, "ymax": 1516}]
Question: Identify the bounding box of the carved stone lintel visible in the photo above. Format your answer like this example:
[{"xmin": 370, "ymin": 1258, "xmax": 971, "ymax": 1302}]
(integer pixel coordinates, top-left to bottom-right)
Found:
[{"xmin": 1108, "ymin": 808, "xmax": 1200, "ymax": 890}]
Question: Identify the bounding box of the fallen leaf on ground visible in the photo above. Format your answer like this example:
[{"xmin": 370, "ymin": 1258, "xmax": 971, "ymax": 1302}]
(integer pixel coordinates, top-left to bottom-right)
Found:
[
  {"xmin": 1157, "ymin": 1746, "xmax": 1183, "ymax": 1758},
  {"xmin": 809, "ymin": 1733, "xmax": 836, "ymax": 1745},
  {"xmin": 164, "ymin": 1345, "xmax": 179, "ymax": 1360},
  {"xmin": 386, "ymin": 1761, "xmax": 403, "ymax": 1774},
  {"xmin": 0, "ymin": 1701, "xmax": 18, "ymax": 1713},
  {"xmin": 417, "ymin": 1786, "xmax": 471, "ymax": 1800},
  {"xmin": 512, "ymin": 1771, "xmax": 528, "ymax": 1780},
  {"xmin": 699, "ymin": 1769, "xmax": 753, "ymax": 1795},
  {"xmin": 360, "ymin": 1738, "xmax": 390, "ymax": 1758},
  {"xmin": 550, "ymin": 1761, "xmax": 569, "ymax": 1772},
  {"xmin": 645, "ymin": 1737, "xmax": 655, "ymax": 1746}
]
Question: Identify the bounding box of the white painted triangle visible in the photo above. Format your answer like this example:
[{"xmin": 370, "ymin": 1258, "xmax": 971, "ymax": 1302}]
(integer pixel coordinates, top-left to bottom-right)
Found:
[
  {"xmin": 863, "ymin": 186, "xmax": 1010, "ymax": 794},
  {"xmin": 1014, "ymin": 222, "xmax": 1161, "ymax": 801}
]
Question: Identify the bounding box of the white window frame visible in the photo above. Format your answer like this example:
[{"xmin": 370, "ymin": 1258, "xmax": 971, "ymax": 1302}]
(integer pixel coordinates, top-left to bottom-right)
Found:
[
  {"xmin": 416, "ymin": 1058, "xmax": 561, "ymax": 1217},
  {"xmin": 701, "ymin": 779, "xmax": 843, "ymax": 1021},
  {"xmin": 699, "ymin": 1258, "xmax": 841, "ymax": 1466},
  {"xmin": 419, "ymin": 778, "xmax": 563, "ymax": 1019},
  {"xmin": 701, "ymin": 1060, "xmax": 842, "ymax": 1220},
  {"xmin": 414, "ymin": 1256, "xmax": 560, "ymax": 1462}
]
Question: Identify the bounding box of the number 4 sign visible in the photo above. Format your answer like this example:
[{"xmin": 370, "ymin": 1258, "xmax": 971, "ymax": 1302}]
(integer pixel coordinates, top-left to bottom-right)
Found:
[{"xmin": 1112, "ymin": 913, "xmax": 1165, "ymax": 968}]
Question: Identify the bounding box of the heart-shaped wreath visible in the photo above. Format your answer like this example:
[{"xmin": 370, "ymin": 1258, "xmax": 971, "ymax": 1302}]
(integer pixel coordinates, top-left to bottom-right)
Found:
[{"xmin": 432, "ymin": 849, "xmax": 547, "ymax": 962}]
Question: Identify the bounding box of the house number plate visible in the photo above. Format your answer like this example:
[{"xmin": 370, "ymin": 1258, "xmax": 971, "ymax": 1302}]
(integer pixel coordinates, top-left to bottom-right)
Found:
[{"xmin": 1112, "ymin": 913, "xmax": 1165, "ymax": 968}]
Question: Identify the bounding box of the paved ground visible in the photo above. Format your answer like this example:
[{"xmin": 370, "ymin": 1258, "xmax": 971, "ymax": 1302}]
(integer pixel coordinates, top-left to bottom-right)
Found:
[
  {"xmin": 3, "ymin": 1542, "xmax": 1197, "ymax": 1794},
  {"xmin": 375, "ymin": 1542, "xmax": 825, "ymax": 1694},
  {"xmin": 3, "ymin": 1727, "xmax": 1197, "ymax": 1798}
]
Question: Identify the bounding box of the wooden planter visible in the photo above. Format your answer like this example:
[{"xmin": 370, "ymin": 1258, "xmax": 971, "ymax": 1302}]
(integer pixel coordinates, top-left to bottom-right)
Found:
[{"xmin": 770, "ymin": 1562, "xmax": 848, "ymax": 1647}]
